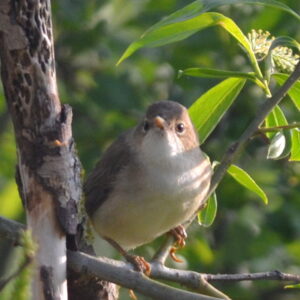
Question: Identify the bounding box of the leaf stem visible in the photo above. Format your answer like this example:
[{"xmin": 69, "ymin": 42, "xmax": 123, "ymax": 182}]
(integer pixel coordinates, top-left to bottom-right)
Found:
[{"xmin": 259, "ymin": 122, "xmax": 300, "ymax": 132}]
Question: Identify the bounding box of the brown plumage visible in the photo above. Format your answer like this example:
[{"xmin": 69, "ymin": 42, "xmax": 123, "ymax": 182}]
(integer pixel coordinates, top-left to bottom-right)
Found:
[{"xmin": 84, "ymin": 101, "xmax": 212, "ymax": 250}]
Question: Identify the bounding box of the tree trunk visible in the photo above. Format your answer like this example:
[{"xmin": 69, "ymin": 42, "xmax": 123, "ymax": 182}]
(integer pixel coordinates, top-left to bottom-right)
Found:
[
  {"xmin": 0, "ymin": 1, "xmax": 116, "ymax": 299},
  {"xmin": 0, "ymin": 0, "xmax": 80, "ymax": 298}
]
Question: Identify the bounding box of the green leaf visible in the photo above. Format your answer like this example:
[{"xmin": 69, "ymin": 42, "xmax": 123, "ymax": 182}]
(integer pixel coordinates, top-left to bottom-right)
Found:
[
  {"xmin": 180, "ymin": 68, "xmax": 256, "ymax": 80},
  {"xmin": 180, "ymin": 67, "xmax": 266, "ymax": 90},
  {"xmin": 227, "ymin": 164, "xmax": 268, "ymax": 204},
  {"xmin": 290, "ymin": 129, "xmax": 300, "ymax": 161},
  {"xmin": 146, "ymin": 0, "xmax": 300, "ymax": 32},
  {"xmin": 264, "ymin": 105, "xmax": 288, "ymax": 139},
  {"xmin": 285, "ymin": 283, "xmax": 300, "ymax": 289},
  {"xmin": 117, "ymin": 0, "xmax": 299, "ymax": 80},
  {"xmin": 264, "ymin": 105, "xmax": 292, "ymax": 159},
  {"xmin": 189, "ymin": 78, "xmax": 246, "ymax": 142},
  {"xmin": 273, "ymin": 73, "xmax": 300, "ymax": 111},
  {"xmin": 117, "ymin": 11, "xmax": 262, "ymax": 78},
  {"xmin": 198, "ymin": 193, "xmax": 217, "ymax": 227}
]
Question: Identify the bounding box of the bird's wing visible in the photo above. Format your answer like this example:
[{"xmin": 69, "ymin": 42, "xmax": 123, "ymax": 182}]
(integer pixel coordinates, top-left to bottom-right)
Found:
[{"xmin": 84, "ymin": 130, "xmax": 133, "ymax": 216}]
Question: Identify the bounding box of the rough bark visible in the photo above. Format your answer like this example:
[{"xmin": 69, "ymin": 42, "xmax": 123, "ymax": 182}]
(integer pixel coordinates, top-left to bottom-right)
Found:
[
  {"xmin": 0, "ymin": 1, "xmax": 117, "ymax": 299},
  {"xmin": 0, "ymin": 0, "xmax": 79, "ymax": 299}
]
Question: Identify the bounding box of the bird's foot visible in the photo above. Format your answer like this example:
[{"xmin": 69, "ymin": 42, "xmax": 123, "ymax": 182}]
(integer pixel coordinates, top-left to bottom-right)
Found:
[
  {"xmin": 104, "ymin": 237, "xmax": 151, "ymax": 275},
  {"xmin": 125, "ymin": 254, "xmax": 151, "ymax": 275},
  {"xmin": 168, "ymin": 225, "xmax": 187, "ymax": 263},
  {"xmin": 169, "ymin": 225, "xmax": 187, "ymax": 247}
]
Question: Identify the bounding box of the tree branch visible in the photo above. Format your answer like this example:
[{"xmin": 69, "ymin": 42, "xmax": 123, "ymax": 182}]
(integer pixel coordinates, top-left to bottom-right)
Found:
[
  {"xmin": 1, "ymin": 216, "xmax": 299, "ymax": 300},
  {"xmin": 209, "ymin": 61, "xmax": 300, "ymax": 194},
  {"xmin": 68, "ymin": 251, "xmax": 221, "ymax": 300},
  {"xmin": 0, "ymin": 216, "xmax": 221, "ymax": 299},
  {"xmin": 204, "ymin": 271, "xmax": 300, "ymax": 282}
]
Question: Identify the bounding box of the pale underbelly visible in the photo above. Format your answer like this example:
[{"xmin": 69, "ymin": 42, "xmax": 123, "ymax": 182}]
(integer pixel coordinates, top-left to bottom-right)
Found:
[
  {"xmin": 92, "ymin": 184, "xmax": 207, "ymax": 250},
  {"xmin": 92, "ymin": 154, "xmax": 211, "ymax": 249}
]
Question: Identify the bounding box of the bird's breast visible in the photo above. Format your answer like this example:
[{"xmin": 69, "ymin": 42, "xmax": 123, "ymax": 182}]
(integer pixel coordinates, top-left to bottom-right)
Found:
[
  {"xmin": 92, "ymin": 149, "xmax": 211, "ymax": 250},
  {"xmin": 142, "ymin": 148, "xmax": 209, "ymax": 199}
]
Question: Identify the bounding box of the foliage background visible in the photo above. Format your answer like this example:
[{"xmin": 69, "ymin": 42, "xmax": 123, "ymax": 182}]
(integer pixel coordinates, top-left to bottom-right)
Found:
[{"xmin": 0, "ymin": 0, "xmax": 299, "ymax": 299}]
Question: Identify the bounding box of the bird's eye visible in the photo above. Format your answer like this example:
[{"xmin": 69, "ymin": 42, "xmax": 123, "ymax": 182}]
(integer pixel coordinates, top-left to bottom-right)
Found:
[
  {"xmin": 143, "ymin": 120, "xmax": 150, "ymax": 132},
  {"xmin": 176, "ymin": 123, "xmax": 185, "ymax": 133}
]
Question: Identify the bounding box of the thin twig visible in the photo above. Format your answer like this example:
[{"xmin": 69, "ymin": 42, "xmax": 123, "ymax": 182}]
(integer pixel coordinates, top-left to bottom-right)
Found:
[
  {"xmin": 151, "ymin": 235, "xmax": 173, "ymax": 265},
  {"xmin": 0, "ymin": 256, "xmax": 32, "ymax": 291},
  {"xmin": 150, "ymin": 265, "xmax": 300, "ymax": 288},
  {"xmin": 204, "ymin": 271, "xmax": 300, "ymax": 282},
  {"xmin": 209, "ymin": 61, "xmax": 300, "ymax": 195},
  {"xmin": 0, "ymin": 218, "xmax": 33, "ymax": 291},
  {"xmin": 150, "ymin": 263, "xmax": 231, "ymax": 300},
  {"xmin": 0, "ymin": 216, "xmax": 25, "ymax": 246},
  {"xmin": 258, "ymin": 122, "xmax": 300, "ymax": 133}
]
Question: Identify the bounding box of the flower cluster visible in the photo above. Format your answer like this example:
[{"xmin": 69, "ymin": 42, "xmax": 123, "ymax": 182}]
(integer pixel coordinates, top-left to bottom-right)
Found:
[
  {"xmin": 272, "ymin": 46, "xmax": 300, "ymax": 73},
  {"xmin": 248, "ymin": 29, "xmax": 299, "ymax": 73},
  {"xmin": 248, "ymin": 29, "xmax": 274, "ymax": 60}
]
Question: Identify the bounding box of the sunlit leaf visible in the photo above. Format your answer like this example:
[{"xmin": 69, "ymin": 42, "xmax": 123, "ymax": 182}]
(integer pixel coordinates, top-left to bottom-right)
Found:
[
  {"xmin": 273, "ymin": 73, "xmax": 300, "ymax": 111},
  {"xmin": 117, "ymin": 0, "xmax": 300, "ymax": 81},
  {"xmin": 290, "ymin": 129, "xmax": 300, "ymax": 161},
  {"xmin": 189, "ymin": 78, "xmax": 246, "ymax": 142},
  {"xmin": 271, "ymin": 105, "xmax": 288, "ymax": 125},
  {"xmin": 264, "ymin": 105, "xmax": 288, "ymax": 138},
  {"xmin": 146, "ymin": 0, "xmax": 300, "ymax": 31},
  {"xmin": 0, "ymin": 181, "xmax": 23, "ymax": 219},
  {"xmin": 118, "ymin": 12, "xmax": 262, "ymax": 78},
  {"xmin": 180, "ymin": 68, "xmax": 256, "ymax": 80},
  {"xmin": 180, "ymin": 67, "xmax": 267, "ymax": 90},
  {"xmin": 285, "ymin": 283, "xmax": 300, "ymax": 289},
  {"xmin": 227, "ymin": 164, "xmax": 268, "ymax": 204},
  {"xmin": 198, "ymin": 193, "xmax": 217, "ymax": 227}
]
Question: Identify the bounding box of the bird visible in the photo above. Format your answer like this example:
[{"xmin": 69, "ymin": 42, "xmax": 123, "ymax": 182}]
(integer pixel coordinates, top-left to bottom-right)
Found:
[{"xmin": 84, "ymin": 100, "xmax": 212, "ymax": 271}]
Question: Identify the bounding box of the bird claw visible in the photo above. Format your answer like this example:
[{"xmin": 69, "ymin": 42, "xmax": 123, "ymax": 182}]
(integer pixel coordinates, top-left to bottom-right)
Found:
[
  {"xmin": 168, "ymin": 225, "xmax": 187, "ymax": 262},
  {"xmin": 126, "ymin": 254, "xmax": 151, "ymax": 275},
  {"xmin": 104, "ymin": 237, "xmax": 151, "ymax": 275},
  {"xmin": 169, "ymin": 225, "xmax": 187, "ymax": 248},
  {"xmin": 169, "ymin": 246, "xmax": 183, "ymax": 263}
]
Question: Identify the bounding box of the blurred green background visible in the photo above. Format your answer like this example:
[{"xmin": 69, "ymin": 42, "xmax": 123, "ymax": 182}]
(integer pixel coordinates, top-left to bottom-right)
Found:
[{"xmin": 0, "ymin": 0, "xmax": 300, "ymax": 299}]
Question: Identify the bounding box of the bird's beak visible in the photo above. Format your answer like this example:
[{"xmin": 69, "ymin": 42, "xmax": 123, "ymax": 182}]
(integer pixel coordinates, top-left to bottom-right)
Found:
[{"xmin": 154, "ymin": 116, "xmax": 165, "ymax": 130}]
